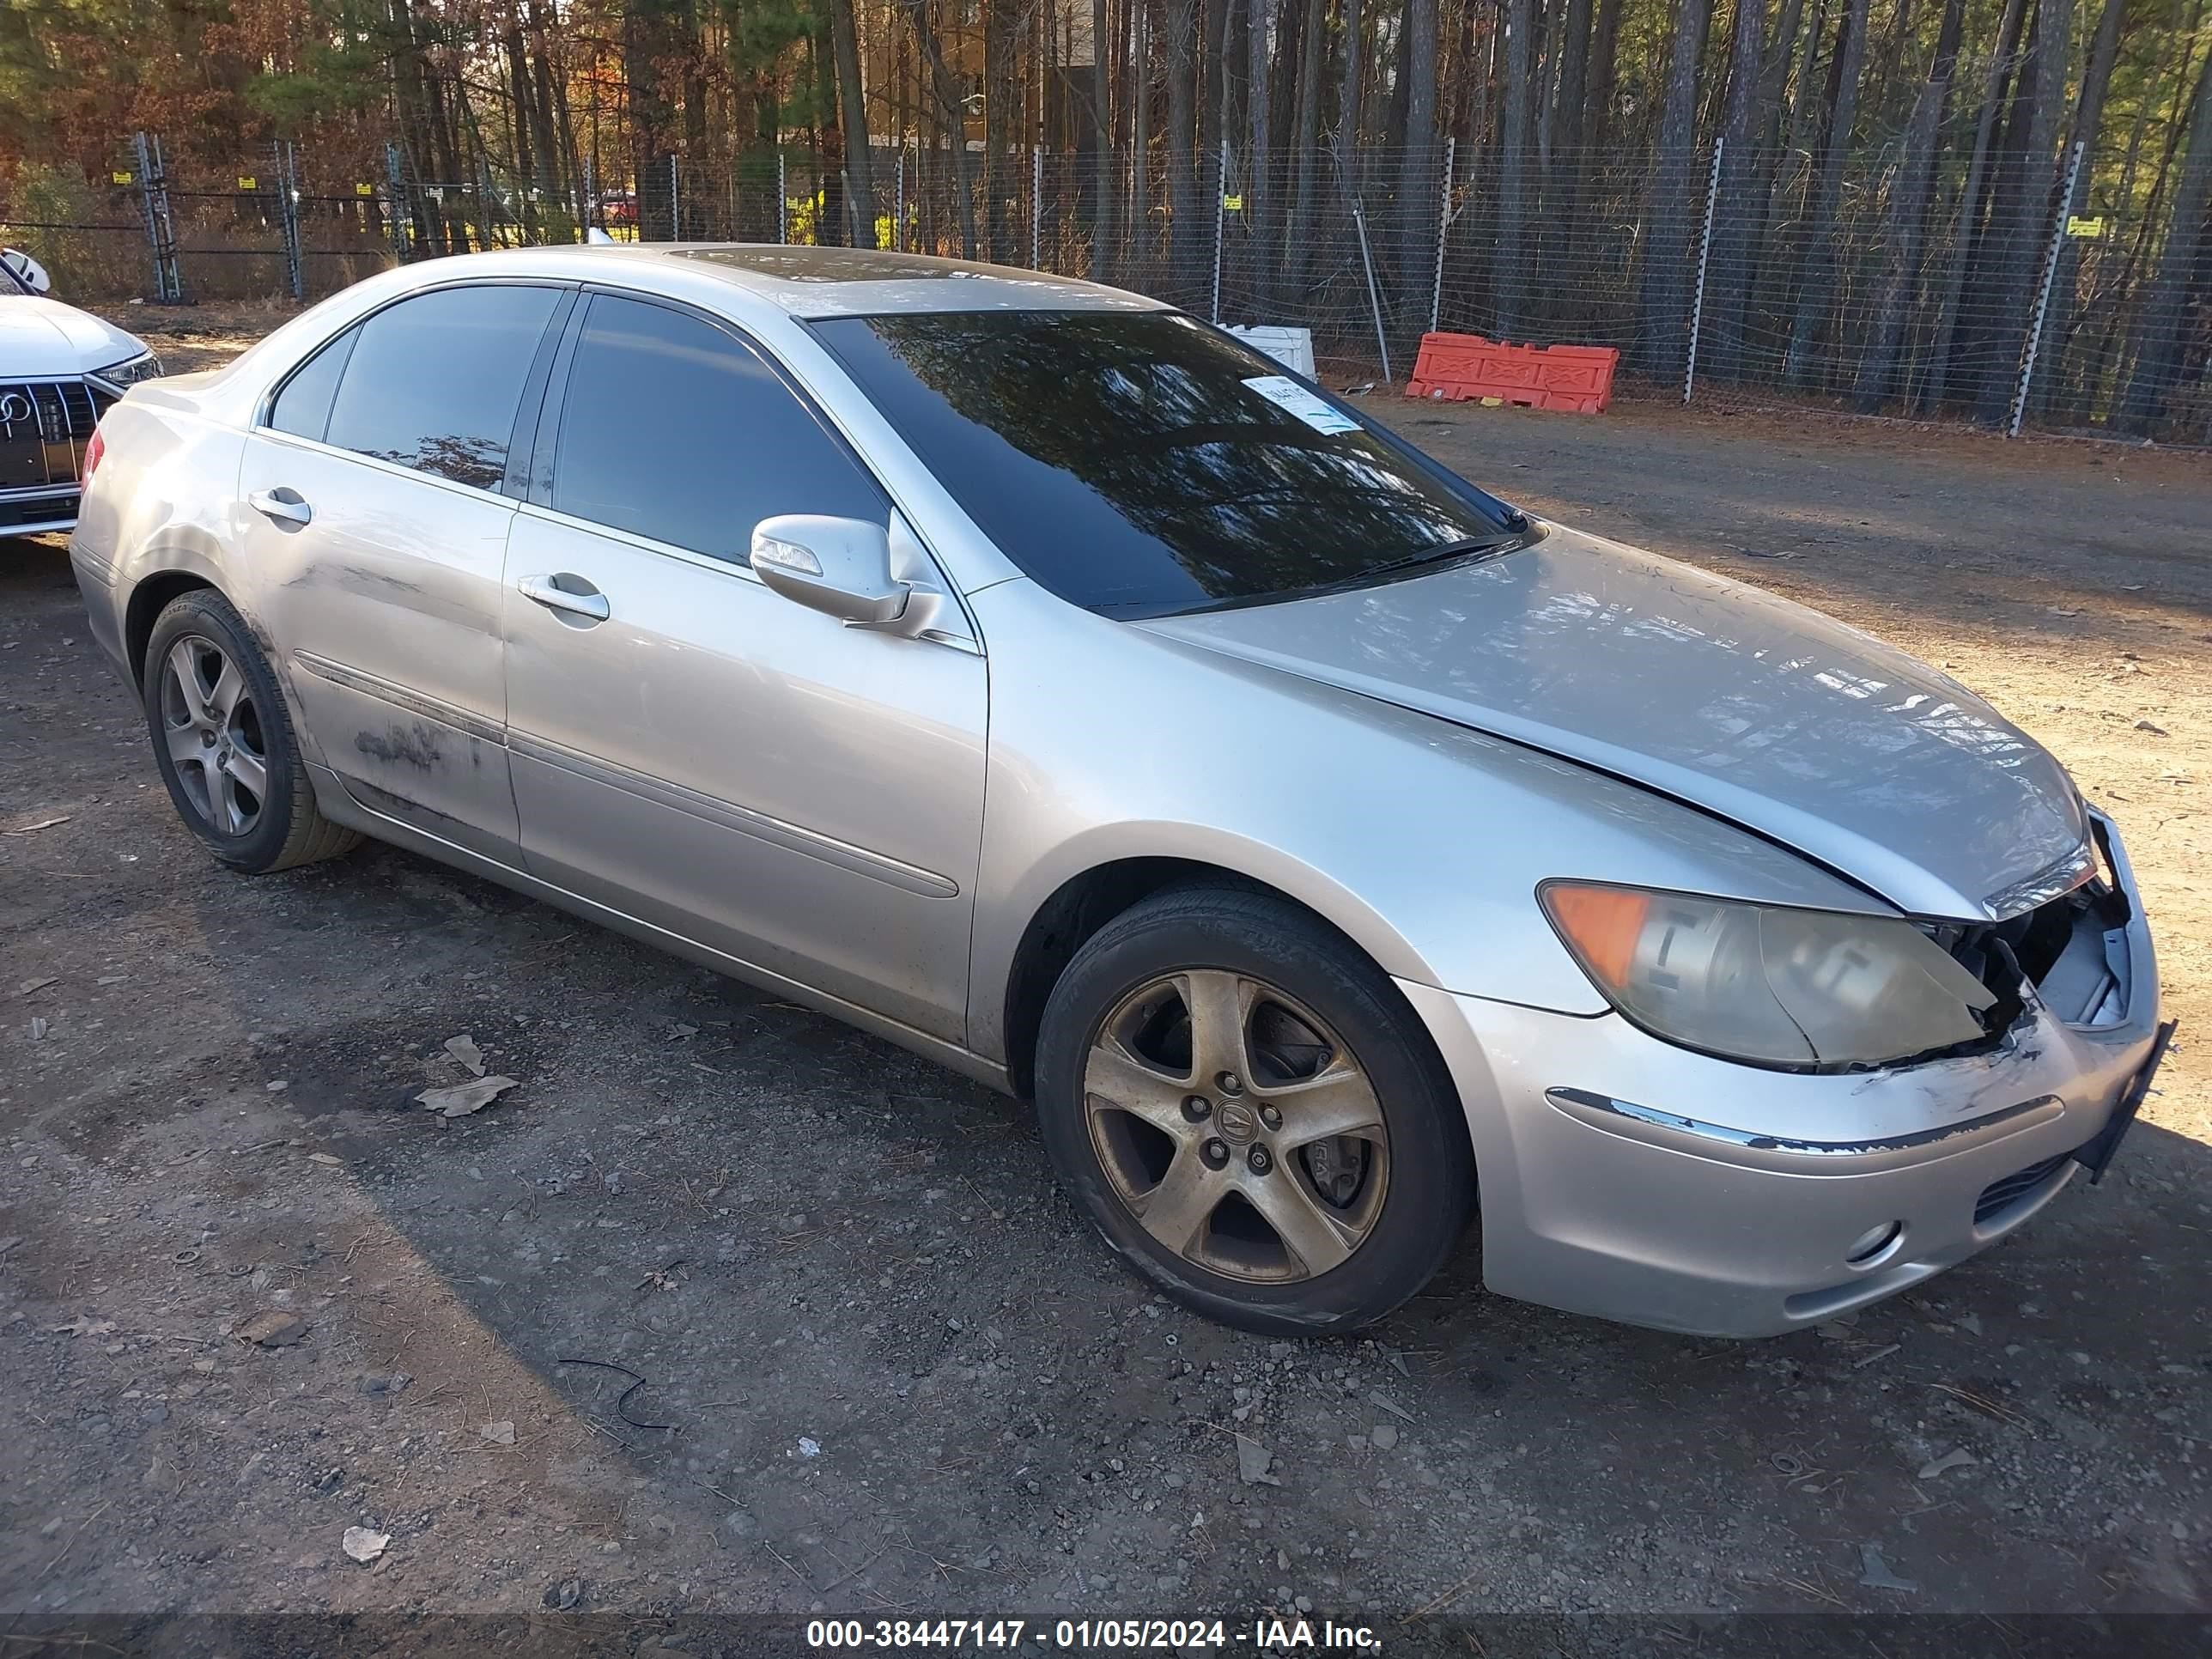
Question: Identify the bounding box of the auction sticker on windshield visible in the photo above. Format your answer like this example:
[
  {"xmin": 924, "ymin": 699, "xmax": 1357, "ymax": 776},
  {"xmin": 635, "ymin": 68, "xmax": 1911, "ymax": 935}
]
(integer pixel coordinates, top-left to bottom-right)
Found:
[{"xmin": 1241, "ymin": 374, "xmax": 1359, "ymax": 434}]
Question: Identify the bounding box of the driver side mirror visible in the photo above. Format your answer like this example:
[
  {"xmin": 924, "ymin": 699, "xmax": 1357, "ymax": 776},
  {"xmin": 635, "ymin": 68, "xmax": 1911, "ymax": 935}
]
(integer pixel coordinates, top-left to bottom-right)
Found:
[{"xmin": 750, "ymin": 514, "xmax": 910, "ymax": 628}]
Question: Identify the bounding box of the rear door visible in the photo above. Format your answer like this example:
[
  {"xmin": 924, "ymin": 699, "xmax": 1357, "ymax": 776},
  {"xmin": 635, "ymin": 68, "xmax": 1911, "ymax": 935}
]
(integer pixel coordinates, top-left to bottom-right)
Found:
[
  {"xmin": 237, "ymin": 281, "xmax": 570, "ymax": 859},
  {"xmin": 501, "ymin": 289, "xmax": 988, "ymax": 1041}
]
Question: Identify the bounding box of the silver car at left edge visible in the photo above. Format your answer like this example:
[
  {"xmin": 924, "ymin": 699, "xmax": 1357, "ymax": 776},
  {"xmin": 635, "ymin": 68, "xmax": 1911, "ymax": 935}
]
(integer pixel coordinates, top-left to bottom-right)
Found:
[
  {"xmin": 68, "ymin": 245, "xmax": 2169, "ymax": 1339},
  {"xmin": 1, "ymin": 246, "xmax": 163, "ymax": 536}
]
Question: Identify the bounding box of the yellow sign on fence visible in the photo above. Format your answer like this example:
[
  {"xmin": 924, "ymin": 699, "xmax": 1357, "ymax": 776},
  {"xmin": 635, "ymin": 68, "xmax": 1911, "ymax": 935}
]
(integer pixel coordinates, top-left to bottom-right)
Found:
[
  {"xmin": 2067, "ymin": 215, "xmax": 2107, "ymax": 239},
  {"xmin": 111, "ymin": 170, "xmax": 133, "ymax": 186},
  {"xmin": 237, "ymin": 175, "xmax": 258, "ymax": 191},
  {"xmin": 1222, "ymin": 193, "xmax": 1243, "ymax": 211},
  {"xmin": 356, "ymin": 182, "xmax": 374, "ymax": 197}
]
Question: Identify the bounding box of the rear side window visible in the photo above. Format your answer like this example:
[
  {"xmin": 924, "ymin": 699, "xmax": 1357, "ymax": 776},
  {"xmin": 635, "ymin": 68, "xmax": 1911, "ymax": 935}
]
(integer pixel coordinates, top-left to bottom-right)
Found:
[
  {"xmin": 268, "ymin": 325, "xmax": 357, "ymax": 442},
  {"xmin": 548, "ymin": 292, "xmax": 884, "ymax": 564},
  {"xmin": 324, "ymin": 284, "xmax": 562, "ymax": 490}
]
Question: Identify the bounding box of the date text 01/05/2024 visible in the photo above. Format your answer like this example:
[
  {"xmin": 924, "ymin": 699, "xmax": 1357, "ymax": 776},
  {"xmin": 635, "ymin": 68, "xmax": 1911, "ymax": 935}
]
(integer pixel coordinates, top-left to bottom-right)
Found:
[{"xmin": 804, "ymin": 1618, "xmax": 1388, "ymax": 1650}]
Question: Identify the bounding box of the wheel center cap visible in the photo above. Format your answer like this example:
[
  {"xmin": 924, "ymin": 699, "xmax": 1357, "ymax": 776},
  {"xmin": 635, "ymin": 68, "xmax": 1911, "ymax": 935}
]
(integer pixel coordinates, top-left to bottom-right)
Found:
[{"xmin": 1215, "ymin": 1100, "xmax": 1259, "ymax": 1145}]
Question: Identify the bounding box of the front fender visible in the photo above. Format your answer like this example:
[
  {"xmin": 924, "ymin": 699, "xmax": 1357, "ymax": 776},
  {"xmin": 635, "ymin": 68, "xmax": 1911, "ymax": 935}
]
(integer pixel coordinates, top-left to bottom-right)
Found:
[{"xmin": 965, "ymin": 580, "xmax": 1897, "ymax": 1065}]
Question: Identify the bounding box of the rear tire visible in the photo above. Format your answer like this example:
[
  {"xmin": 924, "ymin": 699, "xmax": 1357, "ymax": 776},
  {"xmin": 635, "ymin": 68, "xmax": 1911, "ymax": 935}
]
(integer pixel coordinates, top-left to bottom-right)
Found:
[
  {"xmin": 142, "ymin": 588, "xmax": 361, "ymax": 872},
  {"xmin": 1035, "ymin": 885, "xmax": 1475, "ymax": 1334}
]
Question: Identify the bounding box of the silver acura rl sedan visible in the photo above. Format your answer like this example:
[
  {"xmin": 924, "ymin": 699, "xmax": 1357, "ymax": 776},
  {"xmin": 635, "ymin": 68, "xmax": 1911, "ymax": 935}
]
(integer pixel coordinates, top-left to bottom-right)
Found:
[{"xmin": 70, "ymin": 246, "xmax": 2170, "ymax": 1339}]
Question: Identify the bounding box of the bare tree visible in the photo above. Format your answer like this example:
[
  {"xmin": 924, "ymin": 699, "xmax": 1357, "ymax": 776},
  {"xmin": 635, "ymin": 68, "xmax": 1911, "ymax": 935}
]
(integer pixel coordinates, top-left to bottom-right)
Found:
[
  {"xmin": 827, "ymin": 0, "xmax": 874, "ymax": 247},
  {"xmin": 1397, "ymin": 0, "xmax": 1439, "ymax": 252},
  {"xmin": 1248, "ymin": 0, "xmax": 1274, "ymax": 293},
  {"xmin": 1782, "ymin": 0, "xmax": 1869, "ymax": 386},
  {"xmin": 1922, "ymin": 0, "xmax": 2027, "ymax": 408},
  {"xmin": 1497, "ymin": 0, "xmax": 1535, "ymax": 334},
  {"xmin": 1165, "ymin": 0, "xmax": 1200, "ymax": 283},
  {"xmin": 1284, "ymin": 0, "xmax": 1327, "ymax": 284},
  {"xmin": 1703, "ymin": 0, "xmax": 1768, "ymax": 380},
  {"xmin": 2033, "ymin": 0, "xmax": 2128, "ymax": 416},
  {"xmin": 1092, "ymin": 0, "xmax": 1116, "ymax": 276},
  {"xmin": 1638, "ymin": 0, "xmax": 1714, "ymax": 377},
  {"xmin": 1335, "ymin": 0, "xmax": 1367, "ymax": 145},
  {"xmin": 901, "ymin": 0, "xmax": 978, "ymax": 257},
  {"xmin": 2122, "ymin": 40, "xmax": 2212, "ymax": 425},
  {"xmin": 1972, "ymin": 0, "xmax": 2075, "ymax": 423},
  {"xmin": 1552, "ymin": 0, "xmax": 1597, "ymax": 167},
  {"xmin": 1853, "ymin": 0, "xmax": 1965, "ymax": 410}
]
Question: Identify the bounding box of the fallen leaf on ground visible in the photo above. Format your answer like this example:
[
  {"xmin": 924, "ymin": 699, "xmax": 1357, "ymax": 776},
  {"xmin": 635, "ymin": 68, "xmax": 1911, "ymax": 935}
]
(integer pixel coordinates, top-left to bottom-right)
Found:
[
  {"xmin": 416, "ymin": 1076, "xmax": 519, "ymax": 1117},
  {"xmin": 479, "ymin": 1419, "xmax": 515, "ymax": 1445},
  {"xmin": 30, "ymin": 1018, "xmax": 49, "ymax": 1040},
  {"xmin": 443, "ymin": 1034, "xmax": 486, "ymax": 1077},
  {"xmin": 1917, "ymin": 1448, "xmax": 1979, "ymax": 1480},
  {"xmin": 342, "ymin": 1527, "xmax": 389, "ymax": 1564},
  {"xmin": 15, "ymin": 977, "xmax": 58, "ymax": 996},
  {"xmin": 1369, "ymin": 1389, "xmax": 1417, "ymax": 1423},
  {"xmin": 1236, "ymin": 1435, "xmax": 1279, "ymax": 1486},
  {"xmin": 307, "ymin": 1152, "xmax": 343, "ymax": 1167},
  {"xmin": 234, "ymin": 1310, "xmax": 307, "ymax": 1347},
  {"xmin": 52, "ymin": 1316, "xmax": 117, "ymax": 1338},
  {"xmin": 1857, "ymin": 1543, "xmax": 1919, "ymax": 1592}
]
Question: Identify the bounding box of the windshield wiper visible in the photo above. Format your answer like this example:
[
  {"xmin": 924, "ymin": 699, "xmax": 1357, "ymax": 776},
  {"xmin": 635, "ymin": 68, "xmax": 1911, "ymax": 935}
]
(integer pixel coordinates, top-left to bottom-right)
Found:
[
  {"xmin": 1346, "ymin": 532, "xmax": 1517, "ymax": 585},
  {"xmin": 1147, "ymin": 526, "xmax": 1534, "ymax": 619}
]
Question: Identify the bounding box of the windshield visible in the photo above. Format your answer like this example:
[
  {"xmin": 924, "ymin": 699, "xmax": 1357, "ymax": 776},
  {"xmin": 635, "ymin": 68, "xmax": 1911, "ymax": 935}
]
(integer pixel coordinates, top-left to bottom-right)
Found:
[{"xmin": 809, "ymin": 310, "xmax": 1524, "ymax": 617}]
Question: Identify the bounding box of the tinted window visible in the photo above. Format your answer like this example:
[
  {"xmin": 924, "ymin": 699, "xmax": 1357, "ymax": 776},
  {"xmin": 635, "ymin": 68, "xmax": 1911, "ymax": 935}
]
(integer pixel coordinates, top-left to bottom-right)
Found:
[
  {"xmin": 268, "ymin": 325, "xmax": 357, "ymax": 442},
  {"xmin": 325, "ymin": 284, "xmax": 560, "ymax": 489},
  {"xmin": 550, "ymin": 294, "xmax": 884, "ymax": 563},
  {"xmin": 811, "ymin": 311, "xmax": 1522, "ymax": 617}
]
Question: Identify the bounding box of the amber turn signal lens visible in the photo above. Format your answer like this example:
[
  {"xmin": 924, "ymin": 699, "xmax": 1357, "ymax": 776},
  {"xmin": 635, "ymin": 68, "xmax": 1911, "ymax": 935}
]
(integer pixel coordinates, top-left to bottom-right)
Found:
[{"xmin": 1541, "ymin": 884, "xmax": 1650, "ymax": 988}]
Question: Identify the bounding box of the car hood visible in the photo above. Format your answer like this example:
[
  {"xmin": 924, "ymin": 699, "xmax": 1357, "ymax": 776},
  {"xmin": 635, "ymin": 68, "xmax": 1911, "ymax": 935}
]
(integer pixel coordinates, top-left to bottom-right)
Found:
[
  {"xmin": 0, "ymin": 296, "xmax": 148, "ymax": 378},
  {"xmin": 1138, "ymin": 523, "xmax": 2088, "ymax": 921}
]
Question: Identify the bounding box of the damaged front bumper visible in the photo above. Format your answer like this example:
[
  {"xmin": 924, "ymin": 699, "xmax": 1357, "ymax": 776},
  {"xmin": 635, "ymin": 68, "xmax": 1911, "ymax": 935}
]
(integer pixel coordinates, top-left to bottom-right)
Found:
[{"xmin": 1404, "ymin": 812, "xmax": 2166, "ymax": 1339}]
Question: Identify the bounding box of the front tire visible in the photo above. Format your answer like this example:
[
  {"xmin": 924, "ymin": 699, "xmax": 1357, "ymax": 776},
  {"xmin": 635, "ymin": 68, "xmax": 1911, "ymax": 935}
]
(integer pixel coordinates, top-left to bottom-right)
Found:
[
  {"xmin": 1035, "ymin": 886, "xmax": 1476, "ymax": 1334},
  {"xmin": 142, "ymin": 588, "xmax": 360, "ymax": 872}
]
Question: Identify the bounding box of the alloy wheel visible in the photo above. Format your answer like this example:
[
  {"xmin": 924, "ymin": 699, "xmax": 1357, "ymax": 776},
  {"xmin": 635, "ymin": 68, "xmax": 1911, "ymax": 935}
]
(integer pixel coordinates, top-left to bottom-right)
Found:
[
  {"xmin": 160, "ymin": 635, "xmax": 268, "ymax": 837},
  {"xmin": 1083, "ymin": 969, "xmax": 1390, "ymax": 1283}
]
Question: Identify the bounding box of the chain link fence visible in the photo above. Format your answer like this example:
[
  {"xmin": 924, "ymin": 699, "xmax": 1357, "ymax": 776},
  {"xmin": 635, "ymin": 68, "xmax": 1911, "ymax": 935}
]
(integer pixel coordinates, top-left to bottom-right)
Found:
[{"xmin": 1, "ymin": 133, "xmax": 2197, "ymax": 442}]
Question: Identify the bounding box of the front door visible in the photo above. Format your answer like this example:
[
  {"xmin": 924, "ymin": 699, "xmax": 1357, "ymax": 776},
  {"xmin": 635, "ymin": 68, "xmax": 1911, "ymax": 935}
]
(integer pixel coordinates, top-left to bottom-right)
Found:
[
  {"xmin": 236, "ymin": 281, "xmax": 569, "ymax": 859},
  {"xmin": 502, "ymin": 291, "xmax": 988, "ymax": 1042}
]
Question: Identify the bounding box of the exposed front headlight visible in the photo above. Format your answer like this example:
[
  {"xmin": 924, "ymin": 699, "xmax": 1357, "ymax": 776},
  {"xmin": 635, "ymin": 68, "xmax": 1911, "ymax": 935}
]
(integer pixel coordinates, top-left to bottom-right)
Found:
[
  {"xmin": 1539, "ymin": 881, "xmax": 2000, "ymax": 1069},
  {"xmin": 88, "ymin": 350, "xmax": 164, "ymax": 393}
]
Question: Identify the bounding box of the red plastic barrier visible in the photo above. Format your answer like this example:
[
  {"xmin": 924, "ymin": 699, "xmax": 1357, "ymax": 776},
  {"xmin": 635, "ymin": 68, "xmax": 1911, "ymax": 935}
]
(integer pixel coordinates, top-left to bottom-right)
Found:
[{"xmin": 1406, "ymin": 332, "xmax": 1620, "ymax": 415}]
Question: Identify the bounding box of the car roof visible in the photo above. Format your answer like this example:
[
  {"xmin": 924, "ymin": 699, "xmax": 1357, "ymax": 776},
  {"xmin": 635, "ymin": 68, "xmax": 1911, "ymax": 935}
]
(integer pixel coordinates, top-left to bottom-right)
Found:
[{"xmin": 422, "ymin": 243, "xmax": 1172, "ymax": 319}]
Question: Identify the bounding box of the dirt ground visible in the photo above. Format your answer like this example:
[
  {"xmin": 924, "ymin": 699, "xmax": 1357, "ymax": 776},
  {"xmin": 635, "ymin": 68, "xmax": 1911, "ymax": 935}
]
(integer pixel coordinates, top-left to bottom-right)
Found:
[{"xmin": 2, "ymin": 306, "xmax": 2208, "ymax": 1641}]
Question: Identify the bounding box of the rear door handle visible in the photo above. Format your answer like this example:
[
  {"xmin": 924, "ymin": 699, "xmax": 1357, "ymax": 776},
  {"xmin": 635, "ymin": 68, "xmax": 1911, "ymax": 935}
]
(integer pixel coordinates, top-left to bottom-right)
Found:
[
  {"xmin": 247, "ymin": 489, "xmax": 312, "ymax": 526},
  {"xmin": 517, "ymin": 573, "xmax": 610, "ymax": 623}
]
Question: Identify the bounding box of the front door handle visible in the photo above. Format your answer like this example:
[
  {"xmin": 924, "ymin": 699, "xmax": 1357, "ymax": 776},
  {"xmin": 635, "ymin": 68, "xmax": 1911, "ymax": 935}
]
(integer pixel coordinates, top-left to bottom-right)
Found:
[
  {"xmin": 247, "ymin": 489, "xmax": 312, "ymax": 526},
  {"xmin": 518, "ymin": 573, "xmax": 611, "ymax": 623}
]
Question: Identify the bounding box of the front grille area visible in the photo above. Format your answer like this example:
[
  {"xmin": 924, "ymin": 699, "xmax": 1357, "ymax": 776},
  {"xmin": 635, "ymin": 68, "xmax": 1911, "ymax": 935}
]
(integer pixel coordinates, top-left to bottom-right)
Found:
[
  {"xmin": 0, "ymin": 377, "xmax": 103, "ymax": 493},
  {"xmin": 1974, "ymin": 1152, "xmax": 2071, "ymax": 1224}
]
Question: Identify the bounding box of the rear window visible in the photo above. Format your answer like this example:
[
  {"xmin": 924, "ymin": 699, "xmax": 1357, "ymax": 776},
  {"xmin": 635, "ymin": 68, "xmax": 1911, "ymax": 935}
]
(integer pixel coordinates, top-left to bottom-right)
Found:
[
  {"xmin": 324, "ymin": 283, "xmax": 561, "ymax": 490},
  {"xmin": 810, "ymin": 310, "xmax": 1520, "ymax": 617}
]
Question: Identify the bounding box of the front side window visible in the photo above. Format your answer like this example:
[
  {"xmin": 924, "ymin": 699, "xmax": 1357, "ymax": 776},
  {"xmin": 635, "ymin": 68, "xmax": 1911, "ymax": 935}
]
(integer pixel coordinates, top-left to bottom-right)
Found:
[
  {"xmin": 324, "ymin": 284, "xmax": 561, "ymax": 490},
  {"xmin": 549, "ymin": 293, "xmax": 885, "ymax": 564},
  {"xmin": 811, "ymin": 309, "xmax": 1523, "ymax": 617}
]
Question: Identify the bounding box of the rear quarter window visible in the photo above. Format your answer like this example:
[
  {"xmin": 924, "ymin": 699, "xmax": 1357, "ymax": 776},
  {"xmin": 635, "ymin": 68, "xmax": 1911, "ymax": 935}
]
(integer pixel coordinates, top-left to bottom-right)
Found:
[{"xmin": 266, "ymin": 325, "xmax": 358, "ymax": 444}]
